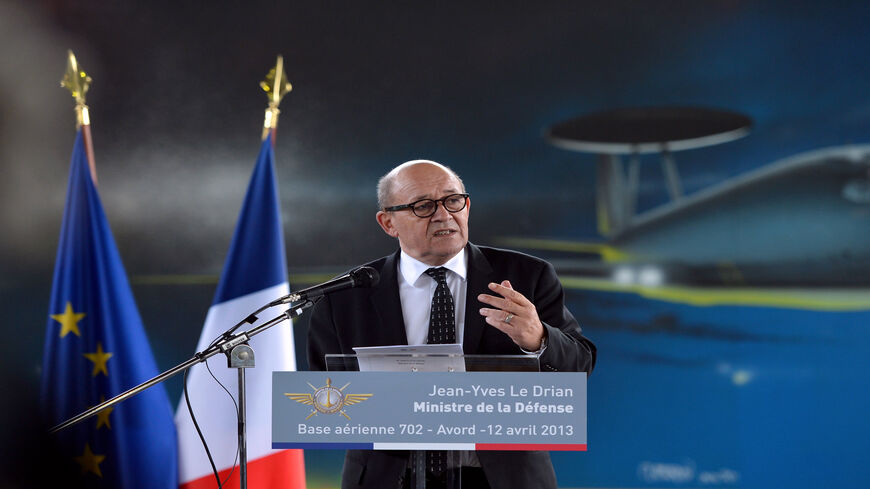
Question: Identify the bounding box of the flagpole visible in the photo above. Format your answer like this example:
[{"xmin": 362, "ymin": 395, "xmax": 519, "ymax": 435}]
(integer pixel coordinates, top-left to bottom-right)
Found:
[
  {"xmin": 231, "ymin": 55, "xmax": 292, "ymax": 489},
  {"xmin": 61, "ymin": 50, "xmax": 98, "ymax": 185},
  {"xmin": 260, "ymin": 55, "xmax": 293, "ymax": 143}
]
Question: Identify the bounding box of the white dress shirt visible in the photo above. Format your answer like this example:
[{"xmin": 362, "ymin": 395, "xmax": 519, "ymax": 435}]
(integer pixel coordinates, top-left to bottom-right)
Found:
[{"xmin": 397, "ymin": 248, "xmax": 467, "ymax": 345}]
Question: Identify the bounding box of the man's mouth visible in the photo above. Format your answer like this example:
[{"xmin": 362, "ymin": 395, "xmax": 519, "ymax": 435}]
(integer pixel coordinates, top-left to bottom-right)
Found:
[{"xmin": 432, "ymin": 229, "xmax": 456, "ymax": 237}]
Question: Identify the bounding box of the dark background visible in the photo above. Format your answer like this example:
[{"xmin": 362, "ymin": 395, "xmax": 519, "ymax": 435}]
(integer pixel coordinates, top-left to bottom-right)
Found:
[{"xmin": 3, "ymin": 1, "xmax": 870, "ymax": 487}]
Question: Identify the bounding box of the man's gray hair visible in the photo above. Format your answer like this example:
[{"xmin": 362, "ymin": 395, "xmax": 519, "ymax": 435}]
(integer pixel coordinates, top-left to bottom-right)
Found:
[{"xmin": 377, "ymin": 160, "xmax": 465, "ymax": 209}]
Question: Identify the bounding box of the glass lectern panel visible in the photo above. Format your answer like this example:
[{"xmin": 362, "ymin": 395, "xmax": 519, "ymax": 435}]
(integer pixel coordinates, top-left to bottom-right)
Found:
[{"xmin": 324, "ymin": 353, "xmax": 540, "ymax": 372}]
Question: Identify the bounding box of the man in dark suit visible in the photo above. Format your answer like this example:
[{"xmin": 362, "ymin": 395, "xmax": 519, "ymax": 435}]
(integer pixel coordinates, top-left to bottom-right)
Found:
[{"xmin": 308, "ymin": 160, "xmax": 596, "ymax": 489}]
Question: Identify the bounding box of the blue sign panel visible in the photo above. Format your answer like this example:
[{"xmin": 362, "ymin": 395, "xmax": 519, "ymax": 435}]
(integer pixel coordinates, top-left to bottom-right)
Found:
[{"xmin": 272, "ymin": 371, "xmax": 587, "ymax": 451}]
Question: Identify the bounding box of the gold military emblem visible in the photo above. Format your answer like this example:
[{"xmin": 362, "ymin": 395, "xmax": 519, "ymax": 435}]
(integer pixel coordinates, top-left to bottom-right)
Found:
[{"xmin": 285, "ymin": 378, "xmax": 372, "ymax": 420}]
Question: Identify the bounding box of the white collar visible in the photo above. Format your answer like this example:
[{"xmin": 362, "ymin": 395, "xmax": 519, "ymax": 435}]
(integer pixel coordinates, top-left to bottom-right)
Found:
[{"xmin": 399, "ymin": 248, "xmax": 467, "ymax": 285}]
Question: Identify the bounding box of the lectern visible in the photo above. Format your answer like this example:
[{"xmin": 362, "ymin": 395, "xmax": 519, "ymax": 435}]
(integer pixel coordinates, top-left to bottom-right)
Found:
[{"xmin": 325, "ymin": 353, "xmax": 539, "ymax": 489}]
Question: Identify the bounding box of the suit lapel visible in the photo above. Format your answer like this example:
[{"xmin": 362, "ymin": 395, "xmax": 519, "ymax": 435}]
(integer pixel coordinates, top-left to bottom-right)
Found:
[
  {"xmin": 369, "ymin": 250, "xmax": 409, "ymax": 345},
  {"xmin": 462, "ymin": 243, "xmax": 493, "ymax": 354}
]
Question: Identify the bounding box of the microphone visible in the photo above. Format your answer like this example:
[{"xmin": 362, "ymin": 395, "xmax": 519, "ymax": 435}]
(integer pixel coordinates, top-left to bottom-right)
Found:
[{"xmin": 270, "ymin": 266, "xmax": 379, "ymax": 305}]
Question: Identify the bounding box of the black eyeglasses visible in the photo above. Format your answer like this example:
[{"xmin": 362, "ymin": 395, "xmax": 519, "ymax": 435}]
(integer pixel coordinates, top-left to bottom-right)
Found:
[{"xmin": 384, "ymin": 193, "xmax": 469, "ymax": 218}]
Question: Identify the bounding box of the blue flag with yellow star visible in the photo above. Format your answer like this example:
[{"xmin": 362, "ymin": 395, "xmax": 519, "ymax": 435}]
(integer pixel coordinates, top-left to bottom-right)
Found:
[{"xmin": 40, "ymin": 130, "xmax": 178, "ymax": 488}]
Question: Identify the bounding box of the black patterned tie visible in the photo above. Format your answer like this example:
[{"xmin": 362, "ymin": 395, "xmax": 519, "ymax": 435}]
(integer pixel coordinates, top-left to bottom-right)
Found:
[
  {"xmin": 424, "ymin": 267, "xmax": 455, "ymax": 482},
  {"xmin": 425, "ymin": 267, "xmax": 456, "ymax": 344}
]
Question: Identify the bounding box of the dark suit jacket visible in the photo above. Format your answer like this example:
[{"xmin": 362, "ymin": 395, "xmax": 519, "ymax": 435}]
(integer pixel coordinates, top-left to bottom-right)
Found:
[{"xmin": 307, "ymin": 243, "xmax": 596, "ymax": 489}]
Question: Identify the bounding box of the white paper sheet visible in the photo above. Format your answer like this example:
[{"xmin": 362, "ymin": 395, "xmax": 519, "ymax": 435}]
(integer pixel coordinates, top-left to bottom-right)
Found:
[{"xmin": 352, "ymin": 343, "xmax": 466, "ymax": 372}]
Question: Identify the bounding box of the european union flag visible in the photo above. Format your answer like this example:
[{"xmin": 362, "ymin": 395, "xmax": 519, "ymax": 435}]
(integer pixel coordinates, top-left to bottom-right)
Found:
[{"xmin": 40, "ymin": 130, "xmax": 178, "ymax": 488}]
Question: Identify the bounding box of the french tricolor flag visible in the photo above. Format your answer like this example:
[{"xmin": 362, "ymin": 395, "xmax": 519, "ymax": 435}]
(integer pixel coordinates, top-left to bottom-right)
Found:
[{"xmin": 175, "ymin": 134, "xmax": 305, "ymax": 489}]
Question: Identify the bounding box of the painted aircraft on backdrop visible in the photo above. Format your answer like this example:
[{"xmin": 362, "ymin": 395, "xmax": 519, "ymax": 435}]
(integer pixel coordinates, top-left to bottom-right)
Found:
[{"xmin": 502, "ymin": 107, "xmax": 870, "ymax": 311}]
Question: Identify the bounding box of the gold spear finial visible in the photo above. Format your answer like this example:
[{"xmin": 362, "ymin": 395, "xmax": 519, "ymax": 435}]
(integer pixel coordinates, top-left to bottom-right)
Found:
[
  {"xmin": 61, "ymin": 50, "xmax": 92, "ymax": 128},
  {"xmin": 61, "ymin": 50, "xmax": 98, "ymax": 183},
  {"xmin": 260, "ymin": 55, "xmax": 293, "ymax": 139}
]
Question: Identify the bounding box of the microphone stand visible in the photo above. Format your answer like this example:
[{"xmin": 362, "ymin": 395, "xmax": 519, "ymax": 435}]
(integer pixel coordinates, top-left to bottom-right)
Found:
[{"xmin": 49, "ymin": 299, "xmax": 317, "ymax": 489}]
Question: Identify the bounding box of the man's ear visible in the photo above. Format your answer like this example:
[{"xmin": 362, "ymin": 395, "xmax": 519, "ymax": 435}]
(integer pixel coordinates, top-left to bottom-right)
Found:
[{"xmin": 376, "ymin": 210, "xmax": 399, "ymax": 238}]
